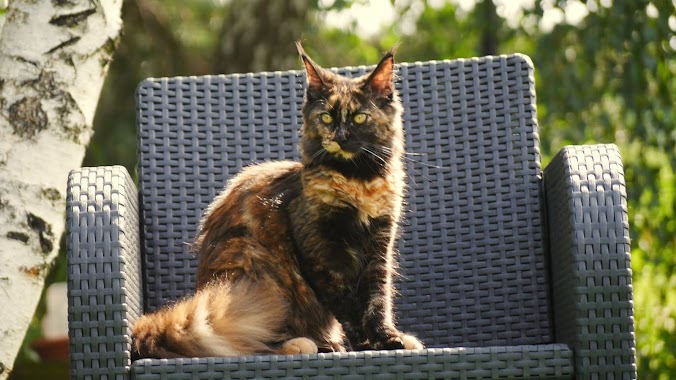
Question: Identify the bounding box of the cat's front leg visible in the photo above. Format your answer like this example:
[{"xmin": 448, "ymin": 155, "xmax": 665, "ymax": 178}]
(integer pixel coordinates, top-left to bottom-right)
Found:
[
  {"xmin": 361, "ymin": 295, "xmax": 424, "ymax": 350},
  {"xmin": 362, "ymin": 321, "xmax": 424, "ymax": 351},
  {"xmin": 339, "ymin": 319, "xmax": 371, "ymax": 351},
  {"xmin": 358, "ymin": 258, "xmax": 424, "ymax": 351},
  {"xmin": 326, "ymin": 305, "xmax": 380, "ymax": 351}
]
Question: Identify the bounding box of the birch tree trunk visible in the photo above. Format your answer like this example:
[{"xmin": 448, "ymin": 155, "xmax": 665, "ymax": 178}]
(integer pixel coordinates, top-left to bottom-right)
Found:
[{"xmin": 0, "ymin": 0, "xmax": 122, "ymax": 377}]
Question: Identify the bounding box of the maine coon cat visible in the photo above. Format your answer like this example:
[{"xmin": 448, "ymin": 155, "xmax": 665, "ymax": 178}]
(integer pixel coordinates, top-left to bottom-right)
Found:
[{"xmin": 132, "ymin": 42, "xmax": 424, "ymax": 358}]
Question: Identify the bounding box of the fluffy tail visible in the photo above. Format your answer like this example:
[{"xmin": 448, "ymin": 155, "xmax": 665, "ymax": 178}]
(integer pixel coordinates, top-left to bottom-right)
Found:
[{"xmin": 132, "ymin": 279, "xmax": 288, "ymax": 358}]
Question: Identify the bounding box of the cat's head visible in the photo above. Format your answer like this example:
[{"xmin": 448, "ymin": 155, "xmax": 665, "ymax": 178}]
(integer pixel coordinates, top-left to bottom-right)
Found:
[{"xmin": 296, "ymin": 42, "xmax": 404, "ymax": 179}]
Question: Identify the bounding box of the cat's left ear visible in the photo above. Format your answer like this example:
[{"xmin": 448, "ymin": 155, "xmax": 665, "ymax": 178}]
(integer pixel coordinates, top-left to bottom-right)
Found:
[
  {"xmin": 296, "ymin": 41, "xmax": 326, "ymax": 91},
  {"xmin": 364, "ymin": 48, "xmax": 396, "ymax": 96}
]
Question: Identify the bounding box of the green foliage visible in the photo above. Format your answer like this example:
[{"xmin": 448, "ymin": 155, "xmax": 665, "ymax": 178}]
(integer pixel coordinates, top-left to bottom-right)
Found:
[
  {"xmin": 297, "ymin": 28, "xmax": 385, "ymax": 67},
  {"xmin": 524, "ymin": 2, "xmax": 675, "ymax": 377},
  {"xmin": 398, "ymin": 1, "xmax": 481, "ymax": 60}
]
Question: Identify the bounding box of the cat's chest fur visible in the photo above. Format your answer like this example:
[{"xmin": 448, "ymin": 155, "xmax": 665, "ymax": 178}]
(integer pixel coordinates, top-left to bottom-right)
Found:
[
  {"xmin": 301, "ymin": 167, "xmax": 402, "ymax": 225},
  {"xmin": 291, "ymin": 167, "xmax": 401, "ymax": 294}
]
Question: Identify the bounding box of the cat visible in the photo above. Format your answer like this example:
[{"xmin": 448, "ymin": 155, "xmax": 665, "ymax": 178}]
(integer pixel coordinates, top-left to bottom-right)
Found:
[{"xmin": 131, "ymin": 42, "xmax": 424, "ymax": 358}]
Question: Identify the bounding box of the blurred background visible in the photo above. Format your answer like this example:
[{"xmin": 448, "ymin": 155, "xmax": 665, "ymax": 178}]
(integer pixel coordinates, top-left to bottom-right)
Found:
[{"xmin": 9, "ymin": 0, "xmax": 674, "ymax": 378}]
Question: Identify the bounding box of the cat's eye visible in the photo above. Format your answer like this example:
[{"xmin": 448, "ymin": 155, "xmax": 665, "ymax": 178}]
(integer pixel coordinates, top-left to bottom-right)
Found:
[
  {"xmin": 353, "ymin": 113, "xmax": 368, "ymax": 124},
  {"xmin": 320, "ymin": 113, "xmax": 333, "ymax": 124}
]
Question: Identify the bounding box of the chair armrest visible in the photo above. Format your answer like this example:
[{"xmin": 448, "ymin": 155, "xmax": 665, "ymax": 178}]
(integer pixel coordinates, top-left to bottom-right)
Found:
[
  {"xmin": 67, "ymin": 166, "xmax": 142, "ymax": 380},
  {"xmin": 543, "ymin": 144, "xmax": 636, "ymax": 379}
]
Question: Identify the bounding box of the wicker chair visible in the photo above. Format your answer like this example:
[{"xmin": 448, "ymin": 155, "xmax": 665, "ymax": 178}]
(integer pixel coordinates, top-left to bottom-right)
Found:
[{"xmin": 67, "ymin": 55, "xmax": 636, "ymax": 379}]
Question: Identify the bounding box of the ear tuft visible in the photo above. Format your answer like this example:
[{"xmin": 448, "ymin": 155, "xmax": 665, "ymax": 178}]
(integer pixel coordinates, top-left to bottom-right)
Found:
[
  {"xmin": 296, "ymin": 41, "xmax": 325, "ymax": 91},
  {"xmin": 364, "ymin": 48, "xmax": 396, "ymax": 96}
]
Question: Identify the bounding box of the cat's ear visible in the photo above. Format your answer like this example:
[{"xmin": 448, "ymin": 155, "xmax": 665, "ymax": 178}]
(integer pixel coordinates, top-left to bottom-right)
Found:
[
  {"xmin": 296, "ymin": 41, "xmax": 325, "ymax": 91},
  {"xmin": 364, "ymin": 48, "xmax": 396, "ymax": 96}
]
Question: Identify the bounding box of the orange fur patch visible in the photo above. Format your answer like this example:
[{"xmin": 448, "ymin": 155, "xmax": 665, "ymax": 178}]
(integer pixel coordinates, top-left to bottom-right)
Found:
[
  {"xmin": 132, "ymin": 280, "xmax": 288, "ymax": 358},
  {"xmin": 277, "ymin": 337, "xmax": 318, "ymax": 355},
  {"xmin": 302, "ymin": 168, "xmax": 402, "ymax": 224},
  {"xmin": 323, "ymin": 141, "xmax": 355, "ymax": 159}
]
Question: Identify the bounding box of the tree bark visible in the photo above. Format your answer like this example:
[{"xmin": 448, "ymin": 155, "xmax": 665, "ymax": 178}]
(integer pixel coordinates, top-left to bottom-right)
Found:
[
  {"xmin": 479, "ymin": 0, "xmax": 498, "ymax": 56},
  {"xmin": 0, "ymin": 0, "xmax": 123, "ymax": 377},
  {"xmin": 213, "ymin": 0, "xmax": 312, "ymax": 74}
]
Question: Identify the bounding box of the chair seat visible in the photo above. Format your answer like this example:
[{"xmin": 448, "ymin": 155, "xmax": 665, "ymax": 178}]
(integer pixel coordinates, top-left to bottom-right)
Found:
[{"xmin": 131, "ymin": 345, "xmax": 574, "ymax": 379}]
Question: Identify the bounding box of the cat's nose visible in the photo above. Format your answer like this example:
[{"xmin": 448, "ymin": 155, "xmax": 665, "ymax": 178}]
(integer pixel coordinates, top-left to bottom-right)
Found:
[{"xmin": 335, "ymin": 127, "xmax": 349, "ymax": 143}]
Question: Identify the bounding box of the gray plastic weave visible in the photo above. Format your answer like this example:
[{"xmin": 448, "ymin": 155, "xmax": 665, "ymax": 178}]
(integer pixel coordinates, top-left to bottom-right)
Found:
[
  {"xmin": 131, "ymin": 344, "xmax": 574, "ymax": 379},
  {"xmin": 136, "ymin": 55, "xmax": 551, "ymax": 348},
  {"xmin": 67, "ymin": 166, "xmax": 142, "ymax": 379},
  {"xmin": 544, "ymin": 144, "xmax": 636, "ymax": 379}
]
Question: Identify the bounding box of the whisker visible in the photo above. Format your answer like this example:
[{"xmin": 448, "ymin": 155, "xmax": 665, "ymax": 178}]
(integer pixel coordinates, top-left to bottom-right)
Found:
[
  {"xmin": 358, "ymin": 148, "xmax": 381, "ymax": 174},
  {"xmin": 365, "ymin": 143, "xmax": 424, "ymax": 157},
  {"xmin": 402, "ymin": 156, "xmax": 444, "ymax": 169},
  {"xmin": 360, "ymin": 143, "xmax": 441, "ymax": 184},
  {"xmin": 360, "ymin": 147, "xmax": 387, "ymax": 166},
  {"xmin": 404, "ymin": 167, "xmax": 419, "ymax": 187},
  {"xmin": 403, "ymin": 152, "xmax": 426, "ymax": 156},
  {"xmin": 366, "ymin": 143, "xmax": 392, "ymax": 153},
  {"xmin": 309, "ymin": 148, "xmax": 327, "ymax": 166},
  {"xmin": 365, "ymin": 143, "xmax": 444, "ymax": 170},
  {"xmin": 404, "ymin": 163, "xmax": 435, "ymax": 183}
]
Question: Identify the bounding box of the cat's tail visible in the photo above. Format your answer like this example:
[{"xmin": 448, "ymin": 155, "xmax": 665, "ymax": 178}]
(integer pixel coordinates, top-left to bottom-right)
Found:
[{"xmin": 131, "ymin": 279, "xmax": 288, "ymax": 359}]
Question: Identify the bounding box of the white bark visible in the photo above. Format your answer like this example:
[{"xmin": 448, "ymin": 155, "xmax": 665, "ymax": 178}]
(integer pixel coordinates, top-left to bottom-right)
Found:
[{"xmin": 0, "ymin": 0, "xmax": 122, "ymax": 377}]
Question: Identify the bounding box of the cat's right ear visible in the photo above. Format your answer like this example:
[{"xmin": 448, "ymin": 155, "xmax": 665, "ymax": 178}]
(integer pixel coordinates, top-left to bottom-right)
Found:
[
  {"xmin": 364, "ymin": 48, "xmax": 396, "ymax": 97},
  {"xmin": 296, "ymin": 41, "xmax": 326, "ymax": 91}
]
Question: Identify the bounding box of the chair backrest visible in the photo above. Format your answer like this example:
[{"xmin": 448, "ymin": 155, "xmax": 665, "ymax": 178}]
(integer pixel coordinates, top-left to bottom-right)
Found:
[{"xmin": 136, "ymin": 55, "xmax": 552, "ymax": 348}]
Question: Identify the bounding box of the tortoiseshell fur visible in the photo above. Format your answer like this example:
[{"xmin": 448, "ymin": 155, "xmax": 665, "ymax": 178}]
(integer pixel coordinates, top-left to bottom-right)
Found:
[{"xmin": 132, "ymin": 43, "xmax": 423, "ymax": 358}]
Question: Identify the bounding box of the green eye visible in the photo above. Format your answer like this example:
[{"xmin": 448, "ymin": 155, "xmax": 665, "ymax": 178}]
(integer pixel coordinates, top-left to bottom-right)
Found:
[
  {"xmin": 320, "ymin": 113, "xmax": 333, "ymax": 124},
  {"xmin": 353, "ymin": 113, "xmax": 367, "ymax": 124}
]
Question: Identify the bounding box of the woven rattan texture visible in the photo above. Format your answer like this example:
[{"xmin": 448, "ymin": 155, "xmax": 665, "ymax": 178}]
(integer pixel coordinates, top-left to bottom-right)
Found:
[
  {"xmin": 544, "ymin": 144, "xmax": 636, "ymax": 379},
  {"xmin": 136, "ymin": 55, "xmax": 551, "ymax": 347},
  {"xmin": 67, "ymin": 166, "xmax": 143, "ymax": 379},
  {"xmin": 131, "ymin": 345, "xmax": 573, "ymax": 380}
]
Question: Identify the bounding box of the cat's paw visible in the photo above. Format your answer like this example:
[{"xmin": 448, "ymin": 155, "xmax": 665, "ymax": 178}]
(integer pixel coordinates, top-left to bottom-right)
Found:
[
  {"xmin": 400, "ymin": 333, "xmax": 424, "ymax": 350},
  {"xmin": 380, "ymin": 336, "xmax": 406, "ymax": 350},
  {"xmin": 372, "ymin": 333, "xmax": 424, "ymax": 351},
  {"xmin": 278, "ymin": 337, "xmax": 318, "ymax": 355}
]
